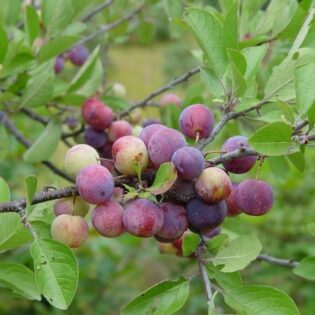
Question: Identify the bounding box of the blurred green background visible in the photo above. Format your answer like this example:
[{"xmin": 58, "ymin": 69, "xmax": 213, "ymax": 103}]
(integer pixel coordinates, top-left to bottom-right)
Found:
[{"xmin": 1, "ymin": 0, "xmax": 315, "ymax": 314}]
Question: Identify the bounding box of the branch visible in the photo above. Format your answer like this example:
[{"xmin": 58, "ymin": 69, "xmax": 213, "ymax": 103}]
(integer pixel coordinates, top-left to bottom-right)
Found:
[
  {"xmin": 197, "ymin": 245, "xmax": 212, "ymax": 302},
  {"xmin": 78, "ymin": 5, "xmax": 144, "ymax": 46},
  {"xmin": 119, "ymin": 67, "xmax": 201, "ymax": 117},
  {"xmin": 256, "ymin": 254, "xmax": 299, "ymax": 268},
  {"xmin": 207, "ymin": 147, "xmax": 259, "ymax": 165},
  {"xmin": 0, "ymin": 112, "xmax": 74, "ymax": 183},
  {"xmin": 20, "ymin": 108, "xmax": 49, "ymax": 125},
  {"xmin": 293, "ymin": 119, "xmax": 308, "ymax": 134},
  {"xmin": 82, "ymin": 0, "xmax": 114, "ymax": 22}
]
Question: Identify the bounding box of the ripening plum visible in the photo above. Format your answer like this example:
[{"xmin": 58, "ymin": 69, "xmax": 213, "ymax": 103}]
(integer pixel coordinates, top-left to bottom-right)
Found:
[
  {"xmin": 84, "ymin": 127, "xmax": 108, "ymax": 149},
  {"xmin": 82, "ymin": 98, "xmax": 113, "ymax": 130},
  {"xmin": 139, "ymin": 124, "xmax": 166, "ymax": 148},
  {"xmin": 112, "ymin": 136, "xmax": 149, "ymax": 175},
  {"xmin": 68, "ymin": 45, "xmax": 89, "ymax": 66},
  {"xmin": 225, "ymin": 182, "xmax": 242, "ymax": 216},
  {"xmin": 112, "ymin": 83, "xmax": 126, "ymax": 97},
  {"xmin": 54, "ymin": 55, "xmax": 64, "ymax": 74},
  {"xmin": 160, "ymin": 93, "xmax": 182, "ymax": 107},
  {"xmin": 54, "ymin": 197, "xmax": 89, "ymax": 217},
  {"xmin": 51, "ymin": 214, "xmax": 89, "ymax": 248},
  {"xmin": 235, "ymin": 179, "xmax": 274, "ymax": 216},
  {"xmin": 76, "ymin": 165, "xmax": 114, "ymax": 204},
  {"xmin": 179, "ymin": 104, "xmax": 214, "ymax": 139},
  {"xmin": 64, "ymin": 144, "xmax": 100, "ymax": 177},
  {"xmin": 171, "ymin": 147, "xmax": 205, "ymax": 180},
  {"xmin": 166, "ymin": 179, "xmax": 196, "ymax": 203},
  {"xmin": 108, "ymin": 120, "xmax": 132, "ymax": 142},
  {"xmin": 132, "ymin": 125, "xmax": 143, "ymax": 137},
  {"xmin": 221, "ymin": 136, "xmax": 257, "ymax": 174},
  {"xmin": 158, "ymin": 241, "xmax": 181, "ymax": 256},
  {"xmin": 142, "ymin": 119, "xmax": 162, "ymax": 127},
  {"xmin": 148, "ymin": 128, "xmax": 187, "ymax": 168},
  {"xmin": 187, "ymin": 199, "xmax": 227, "ymax": 232},
  {"xmin": 155, "ymin": 202, "xmax": 188, "ymax": 242},
  {"xmin": 195, "ymin": 167, "xmax": 232, "ymax": 203},
  {"xmin": 92, "ymin": 201, "xmax": 125, "ymax": 237},
  {"xmin": 123, "ymin": 199, "xmax": 164, "ymax": 237}
]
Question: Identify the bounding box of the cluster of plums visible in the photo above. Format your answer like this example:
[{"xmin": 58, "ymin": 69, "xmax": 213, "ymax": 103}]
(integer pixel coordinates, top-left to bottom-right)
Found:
[
  {"xmin": 54, "ymin": 44, "xmax": 89, "ymax": 74},
  {"xmin": 51, "ymin": 95, "xmax": 274, "ymax": 255}
]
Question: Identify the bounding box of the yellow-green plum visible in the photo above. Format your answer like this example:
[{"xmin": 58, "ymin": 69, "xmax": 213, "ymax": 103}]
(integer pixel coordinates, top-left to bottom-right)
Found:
[
  {"xmin": 112, "ymin": 136, "xmax": 149, "ymax": 175},
  {"xmin": 64, "ymin": 144, "xmax": 100, "ymax": 178},
  {"xmin": 76, "ymin": 165, "xmax": 114, "ymax": 204},
  {"xmin": 54, "ymin": 197, "xmax": 89, "ymax": 217},
  {"xmin": 51, "ymin": 214, "xmax": 89, "ymax": 248},
  {"xmin": 92, "ymin": 201, "xmax": 125, "ymax": 237},
  {"xmin": 195, "ymin": 167, "xmax": 232, "ymax": 203}
]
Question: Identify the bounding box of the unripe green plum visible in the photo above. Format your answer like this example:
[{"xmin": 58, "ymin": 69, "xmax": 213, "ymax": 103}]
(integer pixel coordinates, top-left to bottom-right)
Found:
[
  {"xmin": 64, "ymin": 144, "xmax": 100, "ymax": 178},
  {"xmin": 195, "ymin": 167, "xmax": 232, "ymax": 203},
  {"xmin": 112, "ymin": 136, "xmax": 149, "ymax": 175},
  {"xmin": 51, "ymin": 214, "xmax": 89, "ymax": 248},
  {"xmin": 54, "ymin": 197, "xmax": 89, "ymax": 217}
]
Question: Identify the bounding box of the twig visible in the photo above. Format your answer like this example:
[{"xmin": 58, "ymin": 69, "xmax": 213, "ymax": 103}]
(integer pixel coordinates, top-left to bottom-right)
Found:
[
  {"xmin": 82, "ymin": 0, "xmax": 114, "ymax": 22},
  {"xmin": 119, "ymin": 67, "xmax": 201, "ymax": 117},
  {"xmin": 0, "ymin": 112, "xmax": 74, "ymax": 182},
  {"xmin": 197, "ymin": 245, "xmax": 212, "ymax": 302},
  {"xmin": 21, "ymin": 108, "xmax": 49, "ymax": 125},
  {"xmin": 78, "ymin": 5, "xmax": 144, "ymax": 46},
  {"xmin": 293, "ymin": 119, "xmax": 308, "ymax": 134},
  {"xmin": 256, "ymin": 254, "xmax": 299, "ymax": 268}
]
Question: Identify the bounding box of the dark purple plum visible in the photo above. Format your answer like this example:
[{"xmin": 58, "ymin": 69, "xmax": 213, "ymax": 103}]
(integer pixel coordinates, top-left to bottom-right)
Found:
[
  {"xmin": 66, "ymin": 116, "xmax": 78, "ymax": 130},
  {"xmin": 235, "ymin": 179, "xmax": 274, "ymax": 216},
  {"xmin": 148, "ymin": 127, "xmax": 187, "ymax": 168},
  {"xmin": 123, "ymin": 199, "xmax": 164, "ymax": 237},
  {"xmin": 155, "ymin": 202, "xmax": 188, "ymax": 242},
  {"xmin": 92, "ymin": 201, "xmax": 125, "ymax": 237},
  {"xmin": 76, "ymin": 165, "xmax": 114, "ymax": 204},
  {"xmin": 68, "ymin": 45, "xmax": 89, "ymax": 66},
  {"xmin": 171, "ymin": 147, "xmax": 205, "ymax": 180},
  {"xmin": 221, "ymin": 136, "xmax": 257, "ymax": 174},
  {"xmin": 186, "ymin": 199, "xmax": 227, "ymax": 233},
  {"xmin": 142, "ymin": 119, "xmax": 162, "ymax": 128},
  {"xmin": 82, "ymin": 98, "xmax": 113, "ymax": 130},
  {"xmin": 225, "ymin": 182, "xmax": 242, "ymax": 216},
  {"xmin": 195, "ymin": 167, "xmax": 232, "ymax": 203},
  {"xmin": 54, "ymin": 55, "xmax": 64, "ymax": 74},
  {"xmin": 108, "ymin": 120, "xmax": 132, "ymax": 142},
  {"xmin": 84, "ymin": 127, "xmax": 108, "ymax": 149},
  {"xmin": 139, "ymin": 124, "xmax": 167, "ymax": 148},
  {"xmin": 179, "ymin": 104, "xmax": 214, "ymax": 139},
  {"xmin": 166, "ymin": 179, "xmax": 196, "ymax": 203},
  {"xmin": 202, "ymin": 227, "xmax": 221, "ymax": 240}
]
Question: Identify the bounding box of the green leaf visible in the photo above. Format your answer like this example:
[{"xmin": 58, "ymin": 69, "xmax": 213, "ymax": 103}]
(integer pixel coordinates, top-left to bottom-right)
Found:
[
  {"xmin": 206, "ymin": 234, "xmax": 229, "ymax": 254},
  {"xmin": 242, "ymin": 44, "xmax": 268, "ymax": 81},
  {"xmin": 0, "ymin": 125, "xmax": 9, "ymax": 161},
  {"xmin": 0, "ymin": 213, "xmax": 32, "ymax": 251},
  {"xmin": 200, "ymin": 68, "xmax": 225, "ymax": 99},
  {"xmin": 264, "ymin": 57, "xmax": 295, "ymax": 102},
  {"xmin": 24, "ymin": 175, "xmax": 38, "ymax": 205},
  {"xmin": 20, "ymin": 62, "xmax": 54, "ymax": 108},
  {"xmin": 228, "ymin": 49, "xmax": 247, "ymax": 96},
  {"xmin": 146, "ymin": 162, "xmax": 177, "ymax": 195},
  {"xmin": 0, "ymin": 177, "xmax": 10, "ymax": 202},
  {"xmin": 222, "ymin": 0, "xmax": 238, "ymax": 51},
  {"xmin": 224, "ymin": 285, "xmax": 300, "ymax": 315},
  {"xmin": 0, "ymin": 263, "xmax": 41, "ymax": 301},
  {"xmin": 211, "ymin": 235, "xmax": 262, "ymax": 272},
  {"xmin": 182, "ymin": 233, "xmax": 200, "ymax": 256},
  {"xmin": 295, "ymin": 62, "xmax": 315, "ymax": 114},
  {"xmin": 308, "ymin": 103, "xmax": 315, "ymax": 128},
  {"xmin": 121, "ymin": 277, "xmax": 190, "ymax": 315},
  {"xmin": 43, "ymin": 0, "xmax": 74, "ymax": 37},
  {"xmin": 206, "ymin": 264, "xmax": 242, "ymax": 290},
  {"xmin": 68, "ymin": 46, "xmax": 100, "ymax": 93},
  {"xmin": 102, "ymin": 95, "xmax": 130, "ymax": 111},
  {"xmin": 28, "ymin": 201, "xmax": 54, "ymax": 224},
  {"xmin": 287, "ymin": 151, "xmax": 305, "ymax": 172},
  {"xmin": 293, "ymin": 257, "xmax": 315, "ymax": 280},
  {"xmin": 25, "ymin": 5, "xmax": 39, "ymax": 45},
  {"xmin": 248, "ymin": 122, "xmax": 297, "ymax": 156},
  {"xmin": 31, "ymin": 238, "xmax": 78, "ymax": 310},
  {"xmin": 23, "ymin": 119, "xmax": 62, "ymax": 163},
  {"xmin": 38, "ymin": 36, "xmax": 79, "ymax": 63},
  {"xmin": 185, "ymin": 8, "xmax": 227, "ymax": 76},
  {"xmin": 0, "ymin": 26, "xmax": 8, "ymax": 63},
  {"xmin": 56, "ymin": 93, "xmax": 86, "ymax": 106}
]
